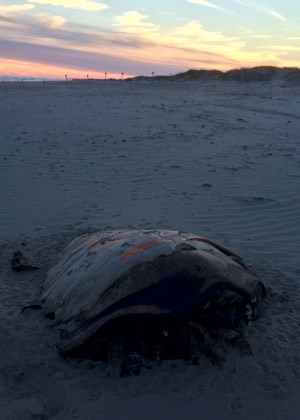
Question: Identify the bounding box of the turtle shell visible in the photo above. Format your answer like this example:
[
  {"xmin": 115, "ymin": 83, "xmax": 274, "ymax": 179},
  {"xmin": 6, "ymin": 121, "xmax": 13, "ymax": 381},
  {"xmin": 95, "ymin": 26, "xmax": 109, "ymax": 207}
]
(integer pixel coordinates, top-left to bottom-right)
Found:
[{"xmin": 43, "ymin": 230, "xmax": 265, "ymax": 358}]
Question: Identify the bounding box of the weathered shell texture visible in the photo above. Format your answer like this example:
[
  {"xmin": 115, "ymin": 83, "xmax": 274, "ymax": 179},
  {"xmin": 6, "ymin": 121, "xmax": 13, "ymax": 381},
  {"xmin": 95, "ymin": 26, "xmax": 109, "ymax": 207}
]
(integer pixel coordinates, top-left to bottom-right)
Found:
[{"xmin": 43, "ymin": 230, "xmax": 264, "ymax": 356}]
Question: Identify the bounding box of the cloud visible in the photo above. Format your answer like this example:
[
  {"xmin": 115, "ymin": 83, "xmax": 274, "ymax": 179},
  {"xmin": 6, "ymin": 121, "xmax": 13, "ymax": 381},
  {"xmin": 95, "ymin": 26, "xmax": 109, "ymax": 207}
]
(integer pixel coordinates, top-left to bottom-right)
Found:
[
  {"xmin": 27, "ymin": 0, "xmax": 108, "ymax": 11},
  {"xmin": 167, "ymin": 20, "xmax": 292, "ymax": 65},
  {"xmin": 0, "ymin": 9, "xmax": 151, "ymax": 49},
  {"xmin": 0, "ymin": 11, "xmax": 243, "ymax": 73},
  {"xmin": 36, "ymin": 12, "xmax": 65, "ymax": 28},
  {"xmin": 170, "ymin": 21, "xmax": 244, "ymax": 49},
  {"xmin": 114, "ymin": 11, "xmax": 159, "ymax": 32},
  {"xmin": 268, "ymin": 10, "xmax": 287, "ymax": 22},
  {"xmin": 261, "ymin": 45, "xmax": 300, "ymax": 52},
  {"xmin": 251, "ymin": 35, "xmax": 272, "ymax": 39},
  {"xmin": 0, "ymin": 39, "xmax": 185, "ymax": 76},
  {"xmin": 230, "ymin": 0, "xmax": 287, "ymax": 22},
  {"xmin": 187, "ymin": 0, "xmax": 228, "ymax": 13},
  {"xmin": 113, "ymin": 17, "xmax": 249, "ymax": 67},
  {"xmin": 1, "ymin": 5, "xmax": 297, "ymax": 77},
  {"xmin": 0, "ymin": 4, "xmax": 34, "ymax": 16}
]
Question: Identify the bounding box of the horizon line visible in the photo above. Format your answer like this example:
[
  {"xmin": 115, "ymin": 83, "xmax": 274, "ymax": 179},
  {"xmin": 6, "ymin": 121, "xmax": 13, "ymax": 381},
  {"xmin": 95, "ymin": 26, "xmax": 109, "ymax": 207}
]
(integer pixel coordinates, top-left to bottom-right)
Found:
[{"xmin": 1, "ymin": 65, "xmax": 299, "ymax": 81}]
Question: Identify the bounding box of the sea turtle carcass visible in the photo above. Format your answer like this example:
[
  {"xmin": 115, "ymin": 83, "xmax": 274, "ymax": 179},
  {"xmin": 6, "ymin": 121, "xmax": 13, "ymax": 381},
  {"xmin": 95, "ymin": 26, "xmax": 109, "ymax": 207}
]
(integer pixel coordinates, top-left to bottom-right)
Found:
[{"xmin": 43, "ymin": 230, "xmax": 266, "ymax": 375}]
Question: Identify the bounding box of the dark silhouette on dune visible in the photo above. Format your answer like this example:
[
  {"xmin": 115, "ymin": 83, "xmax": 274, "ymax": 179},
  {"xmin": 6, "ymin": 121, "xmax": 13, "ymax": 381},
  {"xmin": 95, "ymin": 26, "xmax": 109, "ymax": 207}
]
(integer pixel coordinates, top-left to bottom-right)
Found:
[{"xmin": 126, "ymin": 66, "xmax": 300, "ymax": 83}]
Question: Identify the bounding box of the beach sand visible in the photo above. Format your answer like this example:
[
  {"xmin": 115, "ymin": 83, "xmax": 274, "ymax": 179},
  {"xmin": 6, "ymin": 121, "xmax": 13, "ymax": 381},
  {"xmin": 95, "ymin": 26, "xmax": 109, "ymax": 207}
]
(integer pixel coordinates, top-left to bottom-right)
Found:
[{"xmin": 0, "ymin": 79, "xmax": 300, "ymax": 419}]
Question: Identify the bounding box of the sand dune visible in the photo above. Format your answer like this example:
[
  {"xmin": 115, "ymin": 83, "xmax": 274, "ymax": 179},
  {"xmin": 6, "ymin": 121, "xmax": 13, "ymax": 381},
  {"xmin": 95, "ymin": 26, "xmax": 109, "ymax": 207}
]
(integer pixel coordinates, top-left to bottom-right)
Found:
[
  {"xmin": 128, "ymin": 66, "xmax": 300, "ymax": 83},
  {"xmin": 0, "ymin": 78, "xmax": 300, "ymax": 419}
]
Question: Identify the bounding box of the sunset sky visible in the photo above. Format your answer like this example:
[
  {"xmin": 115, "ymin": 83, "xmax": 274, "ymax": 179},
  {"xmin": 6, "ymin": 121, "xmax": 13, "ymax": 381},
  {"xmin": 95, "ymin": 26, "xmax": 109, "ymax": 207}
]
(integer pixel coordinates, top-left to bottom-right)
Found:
[{"xmin": 0, "ymin": 0, "xmax": 299, "ymax": 79}]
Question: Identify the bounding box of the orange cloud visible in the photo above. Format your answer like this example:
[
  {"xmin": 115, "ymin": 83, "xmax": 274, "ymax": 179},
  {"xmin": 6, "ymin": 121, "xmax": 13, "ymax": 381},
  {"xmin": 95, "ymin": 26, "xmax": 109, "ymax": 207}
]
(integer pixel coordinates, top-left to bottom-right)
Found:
[{"xmin": 0, "ymin": 57, "xmax": 133, "ymax": 79}]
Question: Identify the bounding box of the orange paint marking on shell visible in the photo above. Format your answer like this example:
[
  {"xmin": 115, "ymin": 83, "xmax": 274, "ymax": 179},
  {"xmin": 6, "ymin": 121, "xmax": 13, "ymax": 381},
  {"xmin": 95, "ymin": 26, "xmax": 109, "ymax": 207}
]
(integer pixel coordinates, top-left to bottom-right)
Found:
[
  {"xmin": 121, "ymin": 239, "xmax": 171, "ymax": 260},
  {"xmin": 89, "ymin": 239, "xmax": 102, "ymax": 249},
  {"xmin": 73, "ymin": 236, "xmax": 89, "ymax": 245}
]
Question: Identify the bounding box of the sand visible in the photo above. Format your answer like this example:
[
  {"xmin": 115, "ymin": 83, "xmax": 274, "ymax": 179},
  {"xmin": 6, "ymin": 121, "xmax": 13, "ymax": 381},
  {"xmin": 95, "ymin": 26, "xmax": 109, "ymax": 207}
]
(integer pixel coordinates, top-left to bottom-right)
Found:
[{"xmin": 0, "ymin": 78, "xmax": 300, "ymax": 419}]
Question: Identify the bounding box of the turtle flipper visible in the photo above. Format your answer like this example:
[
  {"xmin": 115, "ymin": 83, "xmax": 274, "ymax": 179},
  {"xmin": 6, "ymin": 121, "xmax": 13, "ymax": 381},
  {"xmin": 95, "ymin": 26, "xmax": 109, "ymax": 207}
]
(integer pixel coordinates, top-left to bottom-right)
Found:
[
  {"xmin": 107, "ymin": 328, "xmax": 146, "ymax": 376},
  {"xmin": 189, "ymin": 321, "xmax": 226, "ymax": 366},
  {"xmin": 232, "ymin": 336, "xmax": 253, "ymax": 355},
  {"xmin": 107, "ymin": 336, "xmax": 125, "ymax": 373}
]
